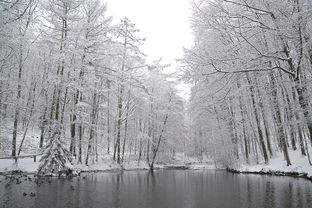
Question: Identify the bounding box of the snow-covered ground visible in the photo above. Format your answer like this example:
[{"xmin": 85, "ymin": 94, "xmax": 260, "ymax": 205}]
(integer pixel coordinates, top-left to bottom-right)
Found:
[
  {"xmin": 0, "ymin": 156, "xmax": 152, "ymax": 174},
  {"xmin": 188, "ymin": 163, "xmax": 216, "ymax": 170},
  {"xmin": 0, "ymin": 153, "xmax": 216, "ymax": 174},
  {"xmin": 1, "ymin": 150, "xmax": 311, "ymax": 181},
  {"xmin": 0, "ymin": 130, "xmax": 215, "ymax": 174},
  {"xmin": 0, "ymin": 157, "xmax": 40, "ymax": 174},
  {"xmin": 75, "ymin": 156, "xmax": 153, "ymax": 172},
  {"xmin": 234, "ymin": 150, "xmax": 312, "ymax": 178}
]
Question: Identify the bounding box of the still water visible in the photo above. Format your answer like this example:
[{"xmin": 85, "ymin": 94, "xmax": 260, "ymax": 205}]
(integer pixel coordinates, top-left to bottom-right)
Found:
[{"xmin": 1, "ymin": 169, "xmax": 312, "ymax": 208}]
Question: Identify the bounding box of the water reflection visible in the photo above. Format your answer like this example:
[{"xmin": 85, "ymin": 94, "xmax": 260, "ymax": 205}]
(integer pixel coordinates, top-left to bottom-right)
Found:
[{"xmin": 1, "ymin": 170, "xmax": 312, "ymax": 208}]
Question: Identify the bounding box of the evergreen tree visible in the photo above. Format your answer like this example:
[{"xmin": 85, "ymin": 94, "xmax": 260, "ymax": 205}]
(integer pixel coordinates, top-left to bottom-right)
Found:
[{"xmin": 37, "ymin": 125, "xmax": 75, "ymax": 176}]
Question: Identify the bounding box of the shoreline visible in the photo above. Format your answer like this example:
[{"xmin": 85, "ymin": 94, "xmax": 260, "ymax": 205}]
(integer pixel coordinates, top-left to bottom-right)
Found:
[
  {"xmin": 0, "ymin": 163, "xmax": 215, "ymax": 176},
  {"xmin": 227, "ymin": 168, "xmax": 312, "ymax": 182},
  {"xmin": 2, "ymin": 165, "xmax": 312, "ymax": 182}
]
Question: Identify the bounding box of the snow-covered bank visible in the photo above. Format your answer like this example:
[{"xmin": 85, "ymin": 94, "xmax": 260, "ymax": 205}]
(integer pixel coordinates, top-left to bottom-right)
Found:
[
  {"xmin": 76, "ymin": 160, "xmax": 153, "ymax": 172},
  {"xmin": 188, "ymin": 163, "xmax": 216, "ymax": 170},
  {"xmin": 0, "ymin": 157, "xmax": 40, "ymax": 174},
  {"xmin": 0, "ymin": 155, "xmax": 216, "ymax": 175},
  {"xmin": 0, "ymin": 158, "xmax": 151, "ymax": 174},
  {"xmin": 229, "ymin": 150, "xmax": 312, "ymax": 181}
]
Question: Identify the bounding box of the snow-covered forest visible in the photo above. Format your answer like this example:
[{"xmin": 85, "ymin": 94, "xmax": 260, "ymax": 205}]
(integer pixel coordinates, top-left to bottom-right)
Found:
[
  {"xmin": 1, "ymin": 0, "xmax": 312, "ymax": 175},
  {"xmin": 183, "ymin": 0, "xmax": 312, "ymax": 169},
  {"xmin": 0, "ymin": 0, "xmax": 187, "ymax": 173},
  {"xmin": 3, "ymin": 1, "xmax": 312, "ymax": 208}
]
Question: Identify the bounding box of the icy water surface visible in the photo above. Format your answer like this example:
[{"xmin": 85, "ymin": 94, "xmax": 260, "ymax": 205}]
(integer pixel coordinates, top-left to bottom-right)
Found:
[{"xmin": 1, "ymin": 169, "xmax": 312, "ymax": 208}]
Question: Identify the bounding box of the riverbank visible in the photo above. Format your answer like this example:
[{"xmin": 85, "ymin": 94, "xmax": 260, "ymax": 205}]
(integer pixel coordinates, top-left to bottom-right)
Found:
[
  {"xmin": 0, "ymin": 154, "xmax": 215, "ymax": 175},
  {"xmin": 2, "ymin": 150, "xmax": 311, "ymax": 182},
  {"xmin": 228, "ymin": 150, "xmax": 312, "ymax": 181}
]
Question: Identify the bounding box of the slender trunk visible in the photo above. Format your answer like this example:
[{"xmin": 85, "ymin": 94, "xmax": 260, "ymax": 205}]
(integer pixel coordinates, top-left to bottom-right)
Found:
[
  {"xmin": 70, "ymin": 91, "xmax": 79, "ymax": 155},
  {"xmin": 60, "ymin": 87, "xmax": 68, "ymax": 124},
  {"xmin": 95, "ymin": 130, "xmax": 98, "ymax": 162},
  {"xmin": 237, "ymin": 82, "xmax": 249, "ymax": 163},
  {"xmin": 115, "ymin": 23, "xmax": 127, "ymax": 164},
  {"xmin": 107, "ymin": 80, "xmax": 110, "ymax": 154},
  {"xmin": 39, "ymin": 105, "xmax": 47, "ymax": 148},
  {"xmin": 78, "ymin": 125, "xmax": 83, "ymax": 163},
  {"xmin": 296, "ymin": 81, "xmax": 312, "ymax": 142},
  {"xmin": 12, "ymin": 43, "xmax": 23, "ymax": 157},
  {"xmin": 269, "ymin": 72, "xmax": 292, "ymax": 165},
  {"xmin": 149, "ymin": 93, "xmax": 172, "ymax": 170},
  {"xmin": 138, "ymin": 119, "xmax": 142, "ymax": 162},
  {"xmin": 122, "ymin": 93, "xmax": 130, "ymax": 162},
  {"xmin": 85, "ymin": 127, "xmax": 93, "ymax": 166},
  {"xmin": 70, "ymin": 114, "xmax": 76, "ymax": 155},
  {"xmin": 228, "ymin": 97, "xmax": 239, "ymax": 159},
  {"xmin": 18, "ymin": 90, "xmax": 36, "ymax": 155},
  {"xmin": 12, "ymin": 110, "xmax": 19, "ymax": 157},
  {"xmin": 246, "ymin": 74, "xmax": 269, "ymax": 164},
  {"xmin": 116, "ymin": 90, "xmax": 123, "ymax": 164},
  {"xmin": 86, "ymin": 93, "xmax": 97, "ymax": 165},
  {"xmin": 113, "ymin": 113, "xmax": 118, "ymax": 161}
]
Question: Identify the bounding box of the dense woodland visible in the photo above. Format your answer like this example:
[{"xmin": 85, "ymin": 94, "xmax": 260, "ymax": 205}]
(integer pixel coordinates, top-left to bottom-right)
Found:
[
  {"xmin": 0, "ymin": 0, "xmax": 186, "ymax": 170},
  {"xmin": 1, "ymin": 0, "xmax": 312, "ymax": 172},
  {"xmin": 184, "ymin": 0, "xmax": 312, "ymax": 167}
]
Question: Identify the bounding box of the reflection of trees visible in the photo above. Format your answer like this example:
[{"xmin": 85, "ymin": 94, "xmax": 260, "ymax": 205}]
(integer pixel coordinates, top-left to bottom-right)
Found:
[
  {"xmin": 264, "ymin": 181, "xmax": 275, "ymax": 208},
  {"xmin": 113, "ymin": 171, "xmax": 123, "ymax": 208},
  {"xmin": 246, "ymin": 177, "xmax": 252, "ymax": 208},
  {"xmin": 296, "ymin": 184, "xmax": 304, "ymax": 208},
  {"xmin": 147, "ymin": 170, "xmax": 156, "ymax": 188}
]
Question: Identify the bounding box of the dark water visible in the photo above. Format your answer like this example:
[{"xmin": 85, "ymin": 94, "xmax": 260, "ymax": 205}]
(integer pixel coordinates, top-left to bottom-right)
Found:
[{"xmin": 1, "ymin": 170, "xmax": 312, "ymax": 208}]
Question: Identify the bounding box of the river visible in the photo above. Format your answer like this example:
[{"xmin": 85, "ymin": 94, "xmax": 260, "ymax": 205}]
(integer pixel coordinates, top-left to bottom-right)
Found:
[{"xmin": 1, "ymin": 169, "xmax": 312, "ymax": 208}]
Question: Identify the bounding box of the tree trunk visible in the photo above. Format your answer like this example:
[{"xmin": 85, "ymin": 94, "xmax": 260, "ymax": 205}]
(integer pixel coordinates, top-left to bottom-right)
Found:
[
  {"xmin": 246, "ymin": 74, "xmax": 269, "ymax": 164},
  {"xmin": 116, "ymin": 89, "xmax": 123, "ymax": 164},
  {"xmin": 39, "ymin": 105, "xmax": 47, "ymax": 148},
  {"xmin": 12, "ymin": 42, "xmax": 23, "ymax": 157},
  {"xmin": 106, "ymin": 80, "xmax": 111, "ymax": 154},
  {"xmin": 78, "ymin": 125, "xmax": 83, "ymax": 163},
  {"xmin": 149, "ymin": 93, "xmax": 172, "ymax": 170},
  {"xmin": 121, "ymin": 92, "xmax": 130, "ymax": 162},
  {"xmin": 85, "ymin": 93, "xmax": 97, "ymax": 165},
  {"xmin": 269, "ymin": 73, "xmax": 291, "ymax": 165}
]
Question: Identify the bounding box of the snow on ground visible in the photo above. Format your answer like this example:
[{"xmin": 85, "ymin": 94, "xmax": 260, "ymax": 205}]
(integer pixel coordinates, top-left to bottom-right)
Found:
[
  {"xmin": 171, "ymin": 153, "xmax": 216, "ymax": 169},
  {"xmin": 0, "ymin": 157, "xmax": 40, "ymax": 174},
  {"xmin": 122, "ymin": 160, "xmax": 151, "ymax": 170},
  {"xmin": 0, "ymin": 153, "xmax": 216, "ymax": 174},
  {"xmin": 0, "ymin": 157, "xmax": 153, "ymax": 174},
  {"xmin": 75, "ymin": 162, "xmax": 120, "ymax": 172},
  {"xmin": 2, "ymin": 150, "xmax": 311, "ymax": 179},
  {"xmin": 236, "ymin": 150, "xmax": 312, "ymax": 177},
  {"xmin": 188, "ymin": 163, "xmax": 216, "ymax": 170}
]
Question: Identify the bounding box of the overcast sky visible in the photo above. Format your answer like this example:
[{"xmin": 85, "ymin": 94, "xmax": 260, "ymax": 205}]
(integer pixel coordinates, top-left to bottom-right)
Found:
[
  {"xmin": 105, "ymin": 0, "xmax": 193, "ymax": 99},
  {"xmin": 106, "ymin": 0, "xmax": 193, "ymax": 62}
]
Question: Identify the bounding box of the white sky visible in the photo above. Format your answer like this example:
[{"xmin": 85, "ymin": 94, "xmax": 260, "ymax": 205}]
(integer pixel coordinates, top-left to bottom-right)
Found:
[{"xmin": 105, "ymin": 0, "xmax": 193, "ymax": 99}]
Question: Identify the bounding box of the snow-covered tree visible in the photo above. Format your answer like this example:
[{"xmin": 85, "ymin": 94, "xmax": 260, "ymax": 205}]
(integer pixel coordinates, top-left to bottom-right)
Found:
[
  {"xmin": 183, "ymin": 0, "xmax": 312, "ymax": 168},
  {"xmin": 0, "ymin": 0, "xmax": 187, "ymax": 173},
  {"xmin": 37, "ymin": 125, "xmax": 74, "ymax": 176}
]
